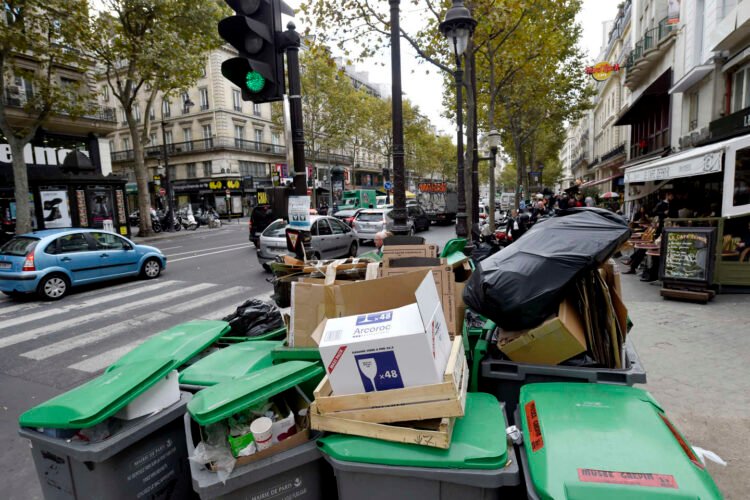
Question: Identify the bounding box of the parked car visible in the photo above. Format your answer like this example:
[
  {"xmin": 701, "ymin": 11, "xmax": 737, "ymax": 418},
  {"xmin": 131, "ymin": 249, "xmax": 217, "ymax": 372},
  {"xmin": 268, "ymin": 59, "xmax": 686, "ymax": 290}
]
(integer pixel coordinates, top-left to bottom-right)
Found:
[
  {"xmin": 0, "ymin": 229, "xmax": 167, "ymax": 300},
  {"xmin": 332, "ymin": 208, "xmax": 364, "ymax": 227},
  {"xmin": 352, "ymin": 209, "xmax": 415, "ymax": 242},
  {"xmin": 407, "ymin": 205, "xmax": 431, "ymax": 232},
  {"xmin": 256, "ymin": 216, "xmax": 359, "ymax": 270}
]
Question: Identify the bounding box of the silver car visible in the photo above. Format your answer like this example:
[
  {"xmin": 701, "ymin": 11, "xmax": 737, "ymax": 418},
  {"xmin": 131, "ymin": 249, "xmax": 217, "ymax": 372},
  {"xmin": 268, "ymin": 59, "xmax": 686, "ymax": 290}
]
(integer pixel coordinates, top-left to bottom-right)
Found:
[
  {"xmin": 257, "ymin": 215, "xmax": 359, "ymax": 269},
  {"xmin": 352, "ymin": 209, "xmax": 414, "ymax": 243}
]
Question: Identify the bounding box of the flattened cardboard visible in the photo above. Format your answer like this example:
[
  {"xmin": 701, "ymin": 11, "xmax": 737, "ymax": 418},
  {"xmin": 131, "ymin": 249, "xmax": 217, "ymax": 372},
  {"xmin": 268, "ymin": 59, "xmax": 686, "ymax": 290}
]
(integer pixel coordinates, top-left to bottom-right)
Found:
[
  {"xmin": 381, "ymin": 244, "xmax": 438, "ymax": 260},
  {"xmin": 497, "ymin": 298, "xmax": 587, "ymax": 365}
]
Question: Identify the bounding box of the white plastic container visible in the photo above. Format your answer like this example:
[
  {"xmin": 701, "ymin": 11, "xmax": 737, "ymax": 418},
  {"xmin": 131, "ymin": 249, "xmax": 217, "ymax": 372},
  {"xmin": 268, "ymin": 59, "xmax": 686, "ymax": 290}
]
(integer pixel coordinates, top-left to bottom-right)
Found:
[{"xmin": 115, "ymin": 370, "xmax": 180, "ymax": 420}]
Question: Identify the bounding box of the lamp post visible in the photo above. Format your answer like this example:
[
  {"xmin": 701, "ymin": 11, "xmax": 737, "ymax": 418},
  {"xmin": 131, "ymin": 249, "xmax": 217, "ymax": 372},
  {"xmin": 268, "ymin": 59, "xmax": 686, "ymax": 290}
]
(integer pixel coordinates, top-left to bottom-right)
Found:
[
  {"xmin": 440, "ymin": 0, "xmax": 476, "ymax": 243},
  {"xmin": 486, "ymin": 129, "xmax": 501, "ymax": 228},
  {"xmin": 162, "ymin": 97, "xmax": 193, "ymax": 231},
  {"xmin": 388, "ymin": 0, "xmax": 408, "ymax": 234}
]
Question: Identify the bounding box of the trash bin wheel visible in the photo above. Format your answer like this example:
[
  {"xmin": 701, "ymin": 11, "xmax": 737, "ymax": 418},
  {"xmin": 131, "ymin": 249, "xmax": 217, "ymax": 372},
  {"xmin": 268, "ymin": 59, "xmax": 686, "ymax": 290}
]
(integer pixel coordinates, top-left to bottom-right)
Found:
[
  {"xmin": 141, "ymin": 258, "xmax": 163, "ymax": 279},
  {"xmin": 37, "ymin": 273, "xmax": 69, "ymax": 301}
]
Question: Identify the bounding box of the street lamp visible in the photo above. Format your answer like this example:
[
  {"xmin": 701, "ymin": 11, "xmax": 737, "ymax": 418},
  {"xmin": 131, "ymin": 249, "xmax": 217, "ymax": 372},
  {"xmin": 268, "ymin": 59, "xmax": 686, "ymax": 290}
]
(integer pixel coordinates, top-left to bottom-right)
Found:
[
  {"xmin": 440, "ymin": 0, "xmax": 476, "ymax": 243},
  {"xmin": 389, "ymin": 0, "xmax": 409, "ymax": 234},
  {"xmin": 161, "ymin": 97, "xmax": 194, "ymax": 231},
  {"xmin": 486, "ymin": 129, "xmax": 501, "ymax": 227}
]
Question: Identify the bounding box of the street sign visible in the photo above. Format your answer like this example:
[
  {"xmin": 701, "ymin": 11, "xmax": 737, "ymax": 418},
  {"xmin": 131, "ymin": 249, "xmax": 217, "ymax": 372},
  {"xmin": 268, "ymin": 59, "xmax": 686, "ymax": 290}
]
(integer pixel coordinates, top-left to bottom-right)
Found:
[
  {"xmin": 384, "ymin": 181, "xmax": 393, "ymax": 190},
  {"xmin": 159, "ymin": 187, "xmax": 166, "ymax": 196}
]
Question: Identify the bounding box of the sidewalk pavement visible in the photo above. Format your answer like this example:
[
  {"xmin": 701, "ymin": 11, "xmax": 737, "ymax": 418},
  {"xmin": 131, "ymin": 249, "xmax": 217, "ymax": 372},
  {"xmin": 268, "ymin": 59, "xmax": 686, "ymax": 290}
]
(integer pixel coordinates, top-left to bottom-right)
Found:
[
  {"xmin": 129, "ymin": 217, "xmax": 247, "ymax": 243},
  {"xmin": 619, "ymin": 265, "xmax": 750, "ymax": 499}
]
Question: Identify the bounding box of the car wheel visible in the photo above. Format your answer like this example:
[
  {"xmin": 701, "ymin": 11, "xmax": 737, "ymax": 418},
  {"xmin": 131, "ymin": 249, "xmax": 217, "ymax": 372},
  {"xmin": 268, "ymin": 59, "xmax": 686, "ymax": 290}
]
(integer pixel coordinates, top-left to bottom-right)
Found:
[
  {"xmin": 37, "ymin": 273, "xmax": 69, "ymax": 301},
  {"xmin": 311, "ymin": 252, "xmax": 321, "ymax": 261},
  {"xmin": 141, "ymin": 258, "xmax": 162, "ymax": 279},
  {"xmin": 349, "ymin": 241, "xmax": 358, "ymax": 257}
]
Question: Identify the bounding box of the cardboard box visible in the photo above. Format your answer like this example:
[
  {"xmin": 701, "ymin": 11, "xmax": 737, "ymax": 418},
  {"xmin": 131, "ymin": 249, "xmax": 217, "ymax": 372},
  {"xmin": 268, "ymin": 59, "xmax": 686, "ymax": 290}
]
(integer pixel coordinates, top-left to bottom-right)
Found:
[
  {"xmin": 290, "ymin": 270, "xmax": 447, "ymax": 348},
  {"xmin": 381, "ymin": 244, "xmax": 438, "ymax": 260},
  {"xmin": 380, "ymin": 256, "xmax": 471, "ymax": 338},
  {"xmin": 314, "ymin": 271, "xmax": 453, "ymax": 396},
  {"xmin": 496, "ymin": 297, "xmax": 587, "ymax": 365}
]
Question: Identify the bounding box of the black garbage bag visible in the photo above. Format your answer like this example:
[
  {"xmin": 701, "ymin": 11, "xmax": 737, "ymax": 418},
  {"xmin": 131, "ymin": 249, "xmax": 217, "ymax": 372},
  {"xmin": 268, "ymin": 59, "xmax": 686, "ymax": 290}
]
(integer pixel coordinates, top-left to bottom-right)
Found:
[
  {"xmin": 221, "ymin": 299, "xmax": 285, "ymax": 337},
  {"xmin": 463, "ymin": 208, "xmax": 630, "ymax": 331}
]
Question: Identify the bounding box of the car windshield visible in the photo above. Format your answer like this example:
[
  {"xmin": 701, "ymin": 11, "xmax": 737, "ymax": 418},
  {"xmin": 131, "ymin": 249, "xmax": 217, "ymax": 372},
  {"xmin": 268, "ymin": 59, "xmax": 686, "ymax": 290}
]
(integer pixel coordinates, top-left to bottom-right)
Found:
[
  {"xmin": 263, "ymin": 220, "xmax": 288, "ymax": 237},
  {"xmin": 357, "ymin": 212, "xmax": 384, "ymax": 222},
  {"xmin": 0, "ymin": 236, "xmax": 38, "ymax": 256}
]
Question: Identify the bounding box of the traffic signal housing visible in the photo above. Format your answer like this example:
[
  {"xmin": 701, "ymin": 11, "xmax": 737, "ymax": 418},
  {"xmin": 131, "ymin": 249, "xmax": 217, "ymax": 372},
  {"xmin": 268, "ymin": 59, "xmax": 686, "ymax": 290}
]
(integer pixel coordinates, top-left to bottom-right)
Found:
[{"xmin": 219, "ymin": 0, "xmax": 292, "ymax": 103}]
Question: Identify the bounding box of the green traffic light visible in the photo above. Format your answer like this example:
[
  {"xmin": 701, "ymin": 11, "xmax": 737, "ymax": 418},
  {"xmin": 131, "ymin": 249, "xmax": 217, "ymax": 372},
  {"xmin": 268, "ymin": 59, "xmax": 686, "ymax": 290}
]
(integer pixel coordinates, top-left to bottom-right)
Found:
[{"xmin": 245, "ymin": 71, "xmax": 265, "ymax": 93}]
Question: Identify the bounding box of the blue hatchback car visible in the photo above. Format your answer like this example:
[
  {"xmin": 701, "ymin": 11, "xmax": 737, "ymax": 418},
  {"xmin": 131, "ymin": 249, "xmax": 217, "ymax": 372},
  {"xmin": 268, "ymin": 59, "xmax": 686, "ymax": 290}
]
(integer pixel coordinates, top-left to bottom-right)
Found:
[{"xmin": 0, "ymin": 229, "xmax": 167, "ymax": 300}]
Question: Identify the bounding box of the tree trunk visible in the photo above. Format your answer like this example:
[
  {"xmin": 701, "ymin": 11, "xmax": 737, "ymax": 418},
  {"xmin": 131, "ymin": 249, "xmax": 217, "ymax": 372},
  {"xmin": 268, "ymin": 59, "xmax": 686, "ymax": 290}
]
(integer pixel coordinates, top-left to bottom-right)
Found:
[
  {"xmin": 514, "ymin": 138, "xmax": 524, "ymax": 210},
  {"xmin": 130, "ymin": 117, "xmax": 152, "ymax": 237},
  {"xmin": 10, "ymin": 138, "xmax": 32, "ymax": 234}
]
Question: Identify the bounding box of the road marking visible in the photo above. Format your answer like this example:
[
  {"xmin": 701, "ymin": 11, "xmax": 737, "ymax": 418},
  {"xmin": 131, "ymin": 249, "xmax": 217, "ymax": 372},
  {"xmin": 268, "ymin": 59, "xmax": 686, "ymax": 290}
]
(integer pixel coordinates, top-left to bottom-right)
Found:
[
  {"xmin": 168, "ymin": 246, "xmax": 249, "ymax": 263},
  {"xmin": 25, "ymin": 286, "xmax": 253, "ymax": 361},
  {"xmin": 166, "ymin": 242, "xmax": 248, "ymax": 257},
  {"xmin": 69, "ymin": 340, "xmax": 145, "ymax": 373},
  {"xmin": 159, "ymin": 245, "xmax": 183, "ymax": 251},
  {"xmin": 0, "ymin": 282, "xmax": 214, "ymax": 349},
  {"xmin": 0, "ymin": 280, "xmax": 177, "ymax": 331}
]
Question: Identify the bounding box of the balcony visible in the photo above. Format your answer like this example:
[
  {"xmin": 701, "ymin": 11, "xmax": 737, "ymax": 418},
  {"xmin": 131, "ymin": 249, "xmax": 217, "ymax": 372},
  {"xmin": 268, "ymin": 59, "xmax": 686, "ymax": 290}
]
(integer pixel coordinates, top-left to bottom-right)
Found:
[
  {"xmin": 3, "ymin": 91, "xmax": 117, "ymax": 134},
  {"xmin": 110, "ymin": 137, "xmax": 287, "ymax": 162},
  {"xmin": 624, "ymin": 17, "xmax": 677, "ymax": 88},
  {"xmin": 601, "ymin": 143, "xmax": 626, "ymax": 163}
]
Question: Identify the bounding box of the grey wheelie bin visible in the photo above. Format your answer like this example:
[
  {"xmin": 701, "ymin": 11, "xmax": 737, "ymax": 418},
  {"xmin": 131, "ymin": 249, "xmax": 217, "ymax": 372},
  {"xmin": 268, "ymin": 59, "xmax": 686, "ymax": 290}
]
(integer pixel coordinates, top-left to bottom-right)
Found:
[
  {"xmin": 318, "ymin": 392, "xmax": 520, "ymax": 500},
  {"xmin": 185, "ymin": 361, "xmax": 333, "ymax": 499},
  {"xmin": 516, "ymin": 383, "xmax": 722, "ymax": 500},
  {"xmin": 19, "ymin": 357, "xmax": 193, "ymax": 499}
]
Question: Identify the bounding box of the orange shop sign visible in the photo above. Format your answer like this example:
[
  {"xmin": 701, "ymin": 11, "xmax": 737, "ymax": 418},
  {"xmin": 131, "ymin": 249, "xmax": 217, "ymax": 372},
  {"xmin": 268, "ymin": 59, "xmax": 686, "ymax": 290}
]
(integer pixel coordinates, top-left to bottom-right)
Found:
[{"xmin": 585, "ymin": 62, "xmax": 620, "ymax": 82}]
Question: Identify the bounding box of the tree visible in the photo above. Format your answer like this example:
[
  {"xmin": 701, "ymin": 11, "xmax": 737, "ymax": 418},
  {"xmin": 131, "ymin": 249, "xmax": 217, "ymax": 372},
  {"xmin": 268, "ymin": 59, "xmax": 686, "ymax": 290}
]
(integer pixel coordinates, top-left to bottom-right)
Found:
[
  {"xmin": 85, "ymin": 0, "xmax": 223, "ymax": 236},
  {"xmin": 0, "ymin": 0, "xmax": 90, "ymax": 234}
]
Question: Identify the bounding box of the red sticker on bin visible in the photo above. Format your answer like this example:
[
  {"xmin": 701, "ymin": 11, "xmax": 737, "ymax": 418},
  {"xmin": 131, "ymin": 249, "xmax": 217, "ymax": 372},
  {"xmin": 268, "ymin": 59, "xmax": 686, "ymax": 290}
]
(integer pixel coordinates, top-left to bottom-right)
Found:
[
  {"xmin": 327, "ymin": 345, "xmax": 347, "ymax": 374},
  {"xmin": 524, "ymin": 401, "xmax": 544, "ymax": 452},
  {"xmin": 577, "ymin": 469, "xmax": 678, "ymax": 489}
]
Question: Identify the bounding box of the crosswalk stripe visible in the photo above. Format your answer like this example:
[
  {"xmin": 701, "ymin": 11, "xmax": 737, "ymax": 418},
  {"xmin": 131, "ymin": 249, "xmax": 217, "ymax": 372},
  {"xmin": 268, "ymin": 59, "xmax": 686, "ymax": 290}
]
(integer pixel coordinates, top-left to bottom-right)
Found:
[
  {"xmin": 166, "ymin": 243, "xmax": 248, "ymax": 258},
  {"xmin": 0, "ymin": 282, "xmax": 215, "ymax": 350},
  {"xmin": 0, "ymin": 279, "xmax": 147, "ymax": 317},
  {"xmin": 168, "ymin": 246, "xmax": 249, "ymax": 263},
  {"xmin": 163, "ymin": 286, "xmax": 251, "ymax": 315},
  {"xmin": 0, "ymin": 280, "xmax": 177, "ymax": 331},
  {"xmin": 69, "ymin": 340, "xmax": 145, "ymax": 373},
  {"xmin": 22, "ymin": 286, "xmax": 252, "ymax": 361}
]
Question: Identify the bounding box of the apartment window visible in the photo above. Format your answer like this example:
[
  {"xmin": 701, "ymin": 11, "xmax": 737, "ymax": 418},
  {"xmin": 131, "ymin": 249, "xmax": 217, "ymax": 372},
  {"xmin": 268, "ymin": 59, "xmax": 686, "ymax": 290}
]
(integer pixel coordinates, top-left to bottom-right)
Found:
[
  {"xmin": 731, "ymin": 64, "xmax": 750, "ymax": 113},
  {"xmin": 102, "ymin": 85, "xmax": 109, "ymax": 102},
  {"xmin": 168, "ymin": 165, "xmax": 176, "ymax": 181},
  {"xmin": 108, "ymin": 140, "xmax": 115, "ymax": 153},
  {"xmin": 182, "ymin": 127, "xmax": 192, "ymax": 151},
  {"xmin": 164, "ymin": 130, "xmax": 173, "ymax": 145},
  {"xmin": 149, "ymin": 106, "xmax": 155, "ymax": 120},
  {"xmin": 134, "ymin": 105, "xmax": 141, "ymax": 122},
  {"xmin": 254, "ymin": 129, "xmax": 263, "ymax": 144},
  {"xmin": 199, "ymin": 88, "xmax": 209, "ymax": 110},
  {"xmin": 119, "ymin": 107, "xmax": 126, "ymax": 124},
  {"xmin": 122, "ymin": 137, "xmax": 130, "ymax": 150},
  {"xmin": 202, "ymin": 124, "xmax": 212, "ymax": 148},
  {"xmin": 272, "ymin": 132, "xmax": 281, "ymax": 153},
  {"xmin": 239, "ymin": 161, "xmax": 267, "ymax": 177},
  {"xmin": 162, "ymin": 99, "xmax": 171, "ymax": 118},
  {"xmin": 688, "ymin": 92, "xmax": 699, "ymax": 131},
  {"xmin": 253, "ymin": 103, "xmax": 261, "ymax": 116},
  {"xmin": 187, "ymin": 163, "xmax": 197, "ymax": 178},
  {"xmin": 60, "ymin": 77, "xmax": 77, "ymax": 101},
  {"xmin": 202, "ymin": 161, "xmax": 212, "ymax": 177},
  {"xmin": 232, "ymin": 89, "xmax": 242, "ymax": 111},
  {"xmin": 149, "ymin": 132, "xmax": 157, "ymax": 146},
  {"xmin": 234, "ymin": 125, "xmax": 245, "ymax": 147},
  {"xmin": 181, "ymin": 92, "xmax": 191, "ymax": 113}
]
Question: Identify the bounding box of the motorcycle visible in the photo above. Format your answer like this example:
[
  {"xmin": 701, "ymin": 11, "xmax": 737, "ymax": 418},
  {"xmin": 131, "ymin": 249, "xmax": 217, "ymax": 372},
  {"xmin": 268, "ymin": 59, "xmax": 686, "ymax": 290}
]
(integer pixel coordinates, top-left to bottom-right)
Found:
[
  {"xmin": 196, "ymin": 207, "xmax": 222, "ymax": 228},
  {"xmin": 177, "ymin": 208, "xmax": 199, "ymax": 231},
  {"xmin": 471, "ymin": 225, "xmax": 512, "ymax": 263}
]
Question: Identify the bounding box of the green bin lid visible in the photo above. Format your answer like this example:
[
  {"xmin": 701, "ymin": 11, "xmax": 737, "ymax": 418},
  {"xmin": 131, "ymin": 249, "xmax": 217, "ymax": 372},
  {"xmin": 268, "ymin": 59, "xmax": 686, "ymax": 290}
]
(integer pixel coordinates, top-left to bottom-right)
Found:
[
  {"xmin": 220, "ymin": 325, "xmax": 287, "ymax": 343},
  {"xmin": 178, "ymin": 340, "xmax": 281, "ymax": 387},
  {"xmin": 188, "ymin": 361, "xmax": 323, "ymax": 426},
  {"xmin": 318, "ymin": 393, "xmax": 508, "ymax": 470},
  {"xmin": 519, "ymin": 383, "xmax": 722, "ymax": 500},
  {"xmin": 107, "ymin": 320, "xmax": 230, "ymax": 372},
  {"xmin": 270, "ymin": 346, "xmax": 321, "ymax": 363},
  {"xmin": 19, "ymin": 358, "xmax": 174, "ymax": 429}
]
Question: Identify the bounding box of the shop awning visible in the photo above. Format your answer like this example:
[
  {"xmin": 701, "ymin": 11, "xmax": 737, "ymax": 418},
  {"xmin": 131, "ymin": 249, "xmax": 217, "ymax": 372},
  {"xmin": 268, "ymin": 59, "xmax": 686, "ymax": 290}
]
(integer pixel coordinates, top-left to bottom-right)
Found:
[
  {"xmin": 580, "ymin": 174, "xmax": 622, "ymax": 188},
  {"xmin": 623, "ymin": 142, "xmax": 724, "ymax": 184}
]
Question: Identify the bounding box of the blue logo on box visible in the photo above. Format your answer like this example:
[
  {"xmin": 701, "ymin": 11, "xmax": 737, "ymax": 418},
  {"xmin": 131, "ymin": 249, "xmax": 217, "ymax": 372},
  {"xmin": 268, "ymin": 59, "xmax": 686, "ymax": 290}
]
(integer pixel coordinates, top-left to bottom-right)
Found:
[
  {"xmin": 355, "ymin": 311, "xmax": 393, "ymax": 326},
  {"xmin": 354, "ymin": 351, "xmax": 404, "ymax": 392}
]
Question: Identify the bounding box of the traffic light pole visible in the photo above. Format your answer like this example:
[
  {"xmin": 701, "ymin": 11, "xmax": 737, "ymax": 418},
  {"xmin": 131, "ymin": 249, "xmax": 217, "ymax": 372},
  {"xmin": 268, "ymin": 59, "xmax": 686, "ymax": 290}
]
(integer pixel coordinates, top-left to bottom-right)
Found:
[{"xmin": 283, "ymin": 23, "xmax": 307, "ymax": 197}]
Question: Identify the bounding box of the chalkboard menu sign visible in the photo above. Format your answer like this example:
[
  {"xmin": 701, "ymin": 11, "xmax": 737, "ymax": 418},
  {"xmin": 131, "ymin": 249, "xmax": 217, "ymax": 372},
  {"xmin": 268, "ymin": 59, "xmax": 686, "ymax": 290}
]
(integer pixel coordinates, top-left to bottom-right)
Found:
[{"xmin": 659, "ymin": 227, "xmax": 717, "ymax": 285}]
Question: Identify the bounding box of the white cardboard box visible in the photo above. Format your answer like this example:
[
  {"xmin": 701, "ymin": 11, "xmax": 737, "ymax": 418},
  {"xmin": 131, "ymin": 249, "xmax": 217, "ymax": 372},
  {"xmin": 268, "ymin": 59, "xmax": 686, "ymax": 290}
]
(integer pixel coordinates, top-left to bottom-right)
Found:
[
  {"xmin": 115, "ymin": 369, "xmax": 180, "ymax": 420},
  {"xmin": 317, "ymin": 273, "xmax": 452, "ymax": 396}
]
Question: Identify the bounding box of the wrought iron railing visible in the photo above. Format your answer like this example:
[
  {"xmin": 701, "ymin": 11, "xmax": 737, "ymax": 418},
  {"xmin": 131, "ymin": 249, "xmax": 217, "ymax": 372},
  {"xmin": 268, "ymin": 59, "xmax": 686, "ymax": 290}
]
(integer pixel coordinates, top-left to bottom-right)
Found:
[{"xmin": 110, "ymin": 137, "xmax": 287, "ymax": 162}]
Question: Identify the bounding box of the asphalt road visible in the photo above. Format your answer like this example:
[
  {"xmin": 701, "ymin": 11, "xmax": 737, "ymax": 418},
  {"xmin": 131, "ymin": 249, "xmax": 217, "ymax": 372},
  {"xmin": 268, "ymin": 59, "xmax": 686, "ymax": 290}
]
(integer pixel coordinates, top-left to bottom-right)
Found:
[{"xmin": 0, "ymin": 220, "xmax": 458, "ymax": 499}]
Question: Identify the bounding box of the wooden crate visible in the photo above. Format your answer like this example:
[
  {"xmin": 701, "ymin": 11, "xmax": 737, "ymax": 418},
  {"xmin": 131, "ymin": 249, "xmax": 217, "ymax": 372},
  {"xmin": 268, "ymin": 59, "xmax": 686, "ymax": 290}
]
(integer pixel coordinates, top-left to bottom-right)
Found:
[
  {"xmin": 310, "ymin": 404, "xmax": 456, "ymax": 449},
  {"xmin": 312, "ymin": 336, "xmax": 468, "ymax": 424}
]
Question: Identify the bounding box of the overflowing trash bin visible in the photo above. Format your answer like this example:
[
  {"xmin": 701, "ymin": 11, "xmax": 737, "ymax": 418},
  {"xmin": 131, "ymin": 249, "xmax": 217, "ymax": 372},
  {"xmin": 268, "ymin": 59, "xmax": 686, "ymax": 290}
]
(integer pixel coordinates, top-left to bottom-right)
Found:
[
  {"xmin": 19, "ymin": 358, "xmax": 193, "ymax": 499},
  {"xmin": 516, "ymin": 383, "xmax": 723, "ymax": 499},
  {"xmin": 317, "ymin": 392, "xmax": 519, "ymax": 500}
]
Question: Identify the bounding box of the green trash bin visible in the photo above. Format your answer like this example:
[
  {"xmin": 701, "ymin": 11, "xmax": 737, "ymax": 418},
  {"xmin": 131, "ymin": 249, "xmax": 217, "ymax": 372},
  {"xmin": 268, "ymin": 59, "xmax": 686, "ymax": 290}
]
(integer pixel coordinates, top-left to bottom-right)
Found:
[
  {"xmin": 178, "ymin": 340, "xmax": 283, "ymax": 391},
  {"xmin": 517, "ymin": 383, "xmax": 722, "ymax": 500},
  {"xmin": 107, "ymin": 320, "xmax": 231, "ymax": 372},
  {"xmin": 317, "ymin": 392, "xmax": 520, "ymax": 500},
  {"xmin": 19, "ymin": 359, "xmax": 193, "ymax": 499},
  {"xmin": 220, "ymin": 325, "xmax": 287, "ymax": 344},
  {"xmin": 185, "ymin": 361, "xmax": 333, "ymax": 499}
]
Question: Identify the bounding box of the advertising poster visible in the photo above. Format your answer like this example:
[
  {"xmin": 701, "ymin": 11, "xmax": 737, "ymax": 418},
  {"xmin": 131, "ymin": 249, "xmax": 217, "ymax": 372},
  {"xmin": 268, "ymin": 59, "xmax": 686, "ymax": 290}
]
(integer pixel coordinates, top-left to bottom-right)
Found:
[
  {"xmin": 76, "ymin": 190, "xmax": 88, "ymax": 227},
  {"xmin": 40, "ymin": 190, "xmax": 72, "ymax": 228},
  {"xmin": 87, "ymin": 188, "xmax": 114, "ymax": 228},
  {"xmin": 288, "ymin": 195, "xmax": 311, "ymax": 228}
]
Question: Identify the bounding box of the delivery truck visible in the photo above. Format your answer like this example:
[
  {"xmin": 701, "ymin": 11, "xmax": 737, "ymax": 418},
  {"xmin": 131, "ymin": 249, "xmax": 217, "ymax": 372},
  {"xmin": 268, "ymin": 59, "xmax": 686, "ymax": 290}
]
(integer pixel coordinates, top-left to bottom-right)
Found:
[
  {"xmin": 417, "ymin": 182, "xmax": 457, "ymax": 225},
  {"xmin": 338, "ymin": 189, "xmax": 378, "ymax": 210}
]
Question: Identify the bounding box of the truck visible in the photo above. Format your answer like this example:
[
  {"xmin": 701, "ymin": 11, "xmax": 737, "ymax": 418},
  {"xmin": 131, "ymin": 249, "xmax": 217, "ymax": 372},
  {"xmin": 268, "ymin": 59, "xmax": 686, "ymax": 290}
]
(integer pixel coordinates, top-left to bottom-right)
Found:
[
  {"xmin": 417, "ymin": 182, "xmax": 457, "ymax": 225},
  {"xmin": 338, "ymin": 189, "xmax": 378, "ymax": 211},
  {"xmin": 499, "ymin": 192, "xmax": 516, "ymax": 211}
]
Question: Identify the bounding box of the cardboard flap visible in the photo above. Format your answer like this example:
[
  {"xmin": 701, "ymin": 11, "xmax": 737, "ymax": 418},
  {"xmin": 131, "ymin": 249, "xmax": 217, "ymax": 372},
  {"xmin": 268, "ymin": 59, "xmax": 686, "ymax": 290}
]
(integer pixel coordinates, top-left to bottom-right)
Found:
[
  {"xmin": 310, "ymin": 319, "xmax": 329, "ymax": 346},
  {"xmin": 414, "ymin": 272, "xmax": 443, "ymax": 328}
]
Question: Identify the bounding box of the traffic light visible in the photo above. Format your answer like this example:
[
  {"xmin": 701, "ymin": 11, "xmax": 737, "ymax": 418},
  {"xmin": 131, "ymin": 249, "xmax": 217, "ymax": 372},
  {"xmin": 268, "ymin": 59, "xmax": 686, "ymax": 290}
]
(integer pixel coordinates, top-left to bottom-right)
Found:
[{"xmin": 219, "ymin": 0, "xmax": 292, "ymax": 103}]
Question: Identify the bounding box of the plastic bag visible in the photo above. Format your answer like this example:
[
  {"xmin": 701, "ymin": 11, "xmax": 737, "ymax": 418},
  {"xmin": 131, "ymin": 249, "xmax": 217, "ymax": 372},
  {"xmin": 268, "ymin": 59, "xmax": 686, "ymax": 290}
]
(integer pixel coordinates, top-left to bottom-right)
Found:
[
  {"xmin": 463, "ymin": 208, "xmax": 630, "ymax": 331},
  {"xmin": 222, "ymin": 299, "xmax": 285, "ymax": 337},
  {"xmin": 189, "ymin": 423, "xmax": 236, "ymax": 483}
]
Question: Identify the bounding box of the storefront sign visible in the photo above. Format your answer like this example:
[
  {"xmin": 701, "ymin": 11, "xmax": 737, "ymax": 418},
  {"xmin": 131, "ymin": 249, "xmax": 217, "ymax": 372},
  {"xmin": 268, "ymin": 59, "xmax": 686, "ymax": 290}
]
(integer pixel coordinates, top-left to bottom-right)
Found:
[
  {"xmin": 624, "ymin": 151, "xmax": 722, "ymax": 183},
  {"xmin": 0, "ymin": 143, "xmax": 91, "ymax": 167},
  {"xmin": 667, "ymin": 0, "xmax": 680, "ymax": 25},
  {"xmin": 39, "ymin": 190, "xmax": 72, "ymax": 229},
  {"xmin": 418, "ymin": 182, "xmax": 448, "ymax": 193},
  {"xmin": 659, "ymin": 227, "xmax": 716, "ymax": 284},
  {"xmin": 585, "ymin": 62, "xmax": 620, "ymax": 81},
  {"xmin": 708, "ymin": 107, "xmax": 750, "ymax": 142}
]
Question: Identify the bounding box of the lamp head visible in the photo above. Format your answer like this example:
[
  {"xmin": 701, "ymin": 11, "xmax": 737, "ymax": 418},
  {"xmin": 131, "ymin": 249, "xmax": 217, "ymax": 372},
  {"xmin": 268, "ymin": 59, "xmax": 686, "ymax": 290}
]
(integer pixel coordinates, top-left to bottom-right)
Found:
[{"xmin": 439, "ymin": 0, "xmax": 477, "ymax": 56}]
